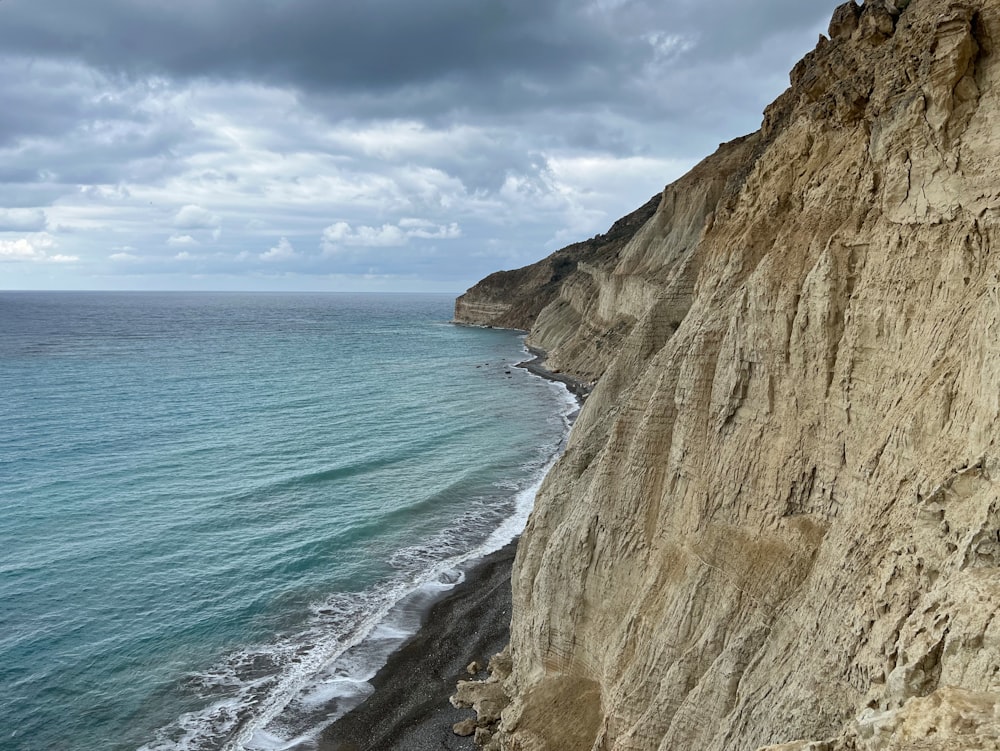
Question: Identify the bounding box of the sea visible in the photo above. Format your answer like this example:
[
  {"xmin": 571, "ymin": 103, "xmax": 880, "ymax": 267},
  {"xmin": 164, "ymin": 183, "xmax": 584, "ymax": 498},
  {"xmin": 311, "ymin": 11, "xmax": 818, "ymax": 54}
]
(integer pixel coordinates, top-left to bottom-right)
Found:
[{"xmin": 0, "ymin": 291, "xmax": 576, "ymax": 751}]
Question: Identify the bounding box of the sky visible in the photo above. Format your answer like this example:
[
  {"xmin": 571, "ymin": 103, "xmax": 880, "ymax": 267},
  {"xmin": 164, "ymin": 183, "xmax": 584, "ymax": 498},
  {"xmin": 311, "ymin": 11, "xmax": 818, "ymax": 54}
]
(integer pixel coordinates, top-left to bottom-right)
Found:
[{"xmin": 0, "ymin": 0, "xmax": 834, "ymax": 293}]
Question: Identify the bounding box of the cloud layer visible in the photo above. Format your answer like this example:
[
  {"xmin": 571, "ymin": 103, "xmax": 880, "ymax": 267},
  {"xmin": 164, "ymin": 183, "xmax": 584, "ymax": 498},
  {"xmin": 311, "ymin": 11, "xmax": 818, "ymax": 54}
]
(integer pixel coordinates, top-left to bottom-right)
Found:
[{"xmin": 0, "ymin": 0, "xmax": 833, "ymax": 291}]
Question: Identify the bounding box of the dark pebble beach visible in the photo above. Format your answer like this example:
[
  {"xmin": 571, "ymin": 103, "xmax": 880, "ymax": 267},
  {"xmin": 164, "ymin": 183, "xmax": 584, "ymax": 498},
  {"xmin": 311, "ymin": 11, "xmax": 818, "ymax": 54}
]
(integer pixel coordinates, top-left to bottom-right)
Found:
[
  {"xmin": 320, "ymin": 352, "xmax": 583, "ymax": 751},
  {"xmin": 318, "ymin": 541, "xmax": 516, "ymax": 751}
]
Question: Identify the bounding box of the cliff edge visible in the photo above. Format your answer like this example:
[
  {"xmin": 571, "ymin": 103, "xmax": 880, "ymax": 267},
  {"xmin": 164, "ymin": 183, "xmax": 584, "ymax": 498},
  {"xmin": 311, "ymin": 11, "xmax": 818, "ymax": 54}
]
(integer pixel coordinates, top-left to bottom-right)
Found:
[{"xmin": 455, "ymin": 1, "xmax": 1000, "ymax": 749}]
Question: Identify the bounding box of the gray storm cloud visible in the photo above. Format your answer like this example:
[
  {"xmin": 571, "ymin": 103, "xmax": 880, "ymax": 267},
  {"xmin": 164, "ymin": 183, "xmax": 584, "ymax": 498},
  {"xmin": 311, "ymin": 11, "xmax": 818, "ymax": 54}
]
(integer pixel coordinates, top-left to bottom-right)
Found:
[
  {"xmin": 0, "ymin": 2, "xmax": 827, "ymax": 100},
  {"xmin": 0, "ymin": 0, "xmax": 833, "ymax": 291}
]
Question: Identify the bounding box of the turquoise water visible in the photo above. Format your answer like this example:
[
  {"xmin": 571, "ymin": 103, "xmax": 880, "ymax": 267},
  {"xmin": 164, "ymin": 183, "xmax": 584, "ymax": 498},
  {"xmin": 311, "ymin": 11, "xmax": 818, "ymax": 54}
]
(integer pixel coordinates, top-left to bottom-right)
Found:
[{"xmin": 0, "ymin": 292, "xmax": 575, "ymax": 751}]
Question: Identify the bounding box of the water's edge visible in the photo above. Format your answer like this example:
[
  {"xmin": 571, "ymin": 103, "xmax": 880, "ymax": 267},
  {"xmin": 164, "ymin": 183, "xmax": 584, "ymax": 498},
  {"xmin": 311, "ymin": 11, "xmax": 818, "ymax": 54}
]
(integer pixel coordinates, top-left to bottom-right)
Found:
[
  {"xmin": 319, "ymin": 541, "xmax": 518, "ymax": 751},
  {"xmin": 317, "ymin": 342, "xmax": 587, "ymax": 750},
  {"xmin": 223, "ymin": 339, "xmax": 581, "ymax": 750},
  {"xmin": 0, "ymin": 292, "xmax": 581, "ymax": 751}
]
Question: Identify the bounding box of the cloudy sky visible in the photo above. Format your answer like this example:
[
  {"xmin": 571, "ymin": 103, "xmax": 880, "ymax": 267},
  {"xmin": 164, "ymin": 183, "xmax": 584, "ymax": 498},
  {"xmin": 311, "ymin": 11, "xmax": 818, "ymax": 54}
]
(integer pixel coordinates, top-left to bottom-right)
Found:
[{"xmin": 0, "ymin": 0, "xmax": 833, "ymax": 293}]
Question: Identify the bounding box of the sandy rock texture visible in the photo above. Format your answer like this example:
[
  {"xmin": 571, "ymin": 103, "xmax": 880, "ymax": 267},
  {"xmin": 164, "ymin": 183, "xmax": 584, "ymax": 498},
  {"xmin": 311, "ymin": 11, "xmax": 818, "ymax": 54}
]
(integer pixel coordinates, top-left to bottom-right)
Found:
[
  {"xmin": 453, "ymin": 195, "xmax": 660, "ymax": 384},
  {"xmin": 454, "ymin": 1, "xmax": 1000, "ymax": 749}
]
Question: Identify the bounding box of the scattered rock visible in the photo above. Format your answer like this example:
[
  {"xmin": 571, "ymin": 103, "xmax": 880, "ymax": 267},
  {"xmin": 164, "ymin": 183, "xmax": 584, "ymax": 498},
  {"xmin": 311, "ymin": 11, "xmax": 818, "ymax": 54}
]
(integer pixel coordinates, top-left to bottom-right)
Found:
[
  {"xmin": 452, "ymin": 718, "xmax": 477, "ymax": 737},
  {"xmin": 486, "ymin": 649, "xmax": 513, "ymax": 679},
  {"xmin": 466, "ymin": 660, "xmax": 481, "ymax": 675},
  {"xmin": 474, "ymin": 726, "xmax": 493, "ymax": 746},
  {"xmin": 451, "ymin": 679, "xmax": 509, "ymax": 723}
]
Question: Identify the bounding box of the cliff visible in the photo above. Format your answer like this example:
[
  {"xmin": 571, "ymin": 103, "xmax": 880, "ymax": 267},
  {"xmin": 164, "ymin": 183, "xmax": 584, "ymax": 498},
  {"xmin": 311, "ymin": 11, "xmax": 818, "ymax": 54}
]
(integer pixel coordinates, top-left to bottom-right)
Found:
[
  {"xmin": 454, "ymin": 194, "xmax": 661, "ymax": 381},
  {"xmin": 453, "ymin": 1, "xmax": 1000, "ymax": 749}
]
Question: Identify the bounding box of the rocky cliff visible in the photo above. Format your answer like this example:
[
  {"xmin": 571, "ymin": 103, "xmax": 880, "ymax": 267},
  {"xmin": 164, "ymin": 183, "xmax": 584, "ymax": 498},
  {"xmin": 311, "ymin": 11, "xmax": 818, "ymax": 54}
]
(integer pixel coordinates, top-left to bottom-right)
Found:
[
  {"xmin": 454, "ymin": 1, "xmax": 1000, "ymax": 749},
  {"xmin": 454, "ymin": 194, "xmax": 661, "ymax": 381}
]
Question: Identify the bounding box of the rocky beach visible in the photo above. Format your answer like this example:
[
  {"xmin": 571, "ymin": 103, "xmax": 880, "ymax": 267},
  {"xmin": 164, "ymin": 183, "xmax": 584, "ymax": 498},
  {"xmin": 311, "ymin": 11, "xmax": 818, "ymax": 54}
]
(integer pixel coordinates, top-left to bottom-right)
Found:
[
  {"xmin": 319, "ymin": 542, "xmax": 515, "ymax": 751},
  {"xmin": 320, "ymin": 353, "xmax": 586, "ymax": 751}
]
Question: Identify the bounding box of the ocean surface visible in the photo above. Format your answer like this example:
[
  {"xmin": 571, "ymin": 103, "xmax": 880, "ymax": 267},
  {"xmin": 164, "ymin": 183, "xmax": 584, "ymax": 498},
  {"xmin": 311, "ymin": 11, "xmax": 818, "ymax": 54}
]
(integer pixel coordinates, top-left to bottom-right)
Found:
[{"xmin": 0, "ymin": 291, "xmax": 575, "ymax": 751}]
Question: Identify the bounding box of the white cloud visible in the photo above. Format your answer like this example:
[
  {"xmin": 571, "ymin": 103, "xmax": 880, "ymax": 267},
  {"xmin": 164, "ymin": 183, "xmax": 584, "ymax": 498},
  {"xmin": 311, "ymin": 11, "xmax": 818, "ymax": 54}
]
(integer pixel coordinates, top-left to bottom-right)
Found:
[
  {"xmin": 321, "ymin": 219, "xmax": 462, "ymax": 253},
  {"xmin": 0, "ymin": 232, "xmax": 73, "ymax": 263},
  {"xmin": 0, "ymin": 209, "xmax": 48, "ymax": 232},
  {"xmin": 173, "ymin": 204, "xmax": 220, "ymax": 229},
  {"xmin": 322, "ymin": 222, "xmax": 407, "ymax": 249},
  {"xmin": 645, "ymin": 32, "xmax": 696, "ymax": 64},
  {"xmin": 398, "ymin": 218, "xmax": 462, "ymax": 239},
  {"xmin": 397, "ymin": 218, "xmax": 434, "ymax": 229},
  {"xmin": 260, "ymin": 236, "xmax": 297, "ymax": 261},
  {"xmin": 545, "ymin": 154, "xmax": 689, "ymax": 189},
  {"xmin": 0, "ymin": 1, "xmax": 830, "ymax": 293},
  {"xmin": 326, "ymin": 121, "xmax": 491, "ymax": 163},
  {"xmin": 79, "ymin": 184, "xmax": 131, "ymax": 202},
  {"xmin": 0, "ymin": 238, "xmax": 47, "ymax": 261}
]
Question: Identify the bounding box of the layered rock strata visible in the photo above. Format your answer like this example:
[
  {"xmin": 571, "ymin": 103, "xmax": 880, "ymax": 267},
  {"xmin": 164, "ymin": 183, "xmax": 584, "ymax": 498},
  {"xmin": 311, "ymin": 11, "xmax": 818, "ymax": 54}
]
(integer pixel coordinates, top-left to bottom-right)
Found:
[
  {"xmin": 455, "ymin": 1, "xmax": 1000, "ymax": 749},
  {"xmin": 454, "ymin": 195, "xmax": 660, "ymax": 380}
]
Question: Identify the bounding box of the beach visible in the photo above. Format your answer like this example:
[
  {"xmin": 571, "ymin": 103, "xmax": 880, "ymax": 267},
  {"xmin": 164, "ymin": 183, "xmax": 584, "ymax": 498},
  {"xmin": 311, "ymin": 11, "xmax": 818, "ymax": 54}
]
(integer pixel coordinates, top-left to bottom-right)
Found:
[
  {"xmin": 320, "ymin": 348, "xmax": 583, "ymax": 751},
  {"xmin": 319, "ymin": 541, "xmax": 516, "ymax": 751},
  {"xmin": 517, "ymin": 347, "xmax": 593, "ymax": 401}
]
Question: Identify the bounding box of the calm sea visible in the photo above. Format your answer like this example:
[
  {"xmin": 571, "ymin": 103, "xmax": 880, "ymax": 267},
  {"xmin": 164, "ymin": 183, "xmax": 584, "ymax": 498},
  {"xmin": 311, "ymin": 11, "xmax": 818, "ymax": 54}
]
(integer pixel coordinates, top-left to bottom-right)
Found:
[{"xmin": 0, "ymin": 291, "xmax": 574, "ymax": 751}]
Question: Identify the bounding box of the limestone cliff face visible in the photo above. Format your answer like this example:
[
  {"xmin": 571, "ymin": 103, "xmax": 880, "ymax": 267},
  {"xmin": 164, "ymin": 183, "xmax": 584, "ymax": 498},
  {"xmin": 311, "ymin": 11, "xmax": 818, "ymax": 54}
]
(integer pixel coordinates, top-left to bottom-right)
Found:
[
  {"xmin": 453, "ymin": 195, "xmax": 660, "ymax": 332},
  {"xmin": 455, "ymin": 1, "xmax": 1000, "ymax": 749}
]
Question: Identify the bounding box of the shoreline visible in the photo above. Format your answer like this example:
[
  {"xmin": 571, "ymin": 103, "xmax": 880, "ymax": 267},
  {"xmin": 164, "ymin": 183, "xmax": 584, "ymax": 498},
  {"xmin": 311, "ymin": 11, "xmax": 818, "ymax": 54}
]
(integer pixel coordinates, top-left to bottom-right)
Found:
[
  {"xmin": 516, "ymin": 345, "xmax": 593, "ymax": 402},
  {"xmin": 452, "ymin": 321, "xmax": 593, "ymax": 402},
  {"xmin": 318, "ymin": 541, "xmax": 516, "ymax": 751},
  {"xmin": 318, "ymin": 342, "xmax": 586, "ymax": 751}
]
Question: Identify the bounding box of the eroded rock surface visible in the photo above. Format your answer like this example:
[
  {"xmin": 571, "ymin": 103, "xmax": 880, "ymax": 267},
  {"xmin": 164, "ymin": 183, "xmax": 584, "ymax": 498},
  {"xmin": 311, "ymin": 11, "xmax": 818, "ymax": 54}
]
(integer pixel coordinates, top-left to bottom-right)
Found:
[{"xmin": 456, "ymin": 1, "xmax": 1000, "ymax": 749}]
